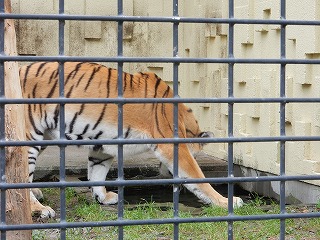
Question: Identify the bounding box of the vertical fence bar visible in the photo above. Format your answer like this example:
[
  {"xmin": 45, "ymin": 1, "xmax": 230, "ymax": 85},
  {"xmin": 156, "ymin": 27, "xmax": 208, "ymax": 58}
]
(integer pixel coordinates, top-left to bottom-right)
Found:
[
  {"xmin": 279, "ymin": 0, "xmax": 287, "ymax": 239},
  {"xmin": 117, "ymin": 0, "xmax": 124, "ymax": 239},
  {"xmin": 58, "ymin": 0, "xmax": 66, "ymax": 239},
  {"xmin": 172, "ymin": 1, "xmax": 180, "ymax": 239},
  {"xmin": 227, "ymin": 0, "xmax": 235, "ymax": 239},
  {"xmin": 0, "ymin": 1, "xmax": 6, "ymax": 239}
]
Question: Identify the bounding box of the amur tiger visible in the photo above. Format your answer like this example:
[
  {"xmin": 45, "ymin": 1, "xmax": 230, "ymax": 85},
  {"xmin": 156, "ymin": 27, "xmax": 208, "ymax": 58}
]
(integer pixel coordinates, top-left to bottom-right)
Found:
[{"xmin": 19, "ymin": 62, "xmax": 243, "ymax": 218}]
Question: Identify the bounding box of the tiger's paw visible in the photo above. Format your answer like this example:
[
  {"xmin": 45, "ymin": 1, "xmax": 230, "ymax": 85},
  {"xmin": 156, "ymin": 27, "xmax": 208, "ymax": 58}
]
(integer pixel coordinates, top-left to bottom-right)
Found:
[
  {"xmin": 39, "ymin": 206, "xmax": 56, "ymax": 218},
  {"xmin": 98, "ymin": 191, "xmax": 118, "ymax": 205},
  {"xmin": 233, "ymin": 197, "xmax": 244, "ymax": 208},
  {"xmin": 32, "ymin": 204, "xmax": 56, "ymax": 218}
]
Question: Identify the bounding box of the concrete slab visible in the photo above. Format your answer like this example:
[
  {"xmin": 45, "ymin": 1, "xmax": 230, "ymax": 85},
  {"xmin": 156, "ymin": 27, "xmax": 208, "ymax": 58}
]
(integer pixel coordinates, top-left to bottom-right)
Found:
[{"xmin": 34, "ymin": 146, "xmax": 228, "ymax": 181}]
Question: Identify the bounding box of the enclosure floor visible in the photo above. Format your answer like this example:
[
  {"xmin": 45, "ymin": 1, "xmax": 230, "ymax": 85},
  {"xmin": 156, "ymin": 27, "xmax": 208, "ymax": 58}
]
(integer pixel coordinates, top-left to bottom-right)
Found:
[{"xmin": 35, "ymin": 146, "xmax": 228, "ymax": 181}]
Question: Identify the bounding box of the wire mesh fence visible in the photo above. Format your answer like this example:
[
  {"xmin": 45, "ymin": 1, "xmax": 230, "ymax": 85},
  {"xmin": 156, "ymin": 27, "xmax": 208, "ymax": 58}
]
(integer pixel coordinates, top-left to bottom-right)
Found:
[{"xmin": 0, "ymin": 0, "xmax": 320, "ymax": 239}]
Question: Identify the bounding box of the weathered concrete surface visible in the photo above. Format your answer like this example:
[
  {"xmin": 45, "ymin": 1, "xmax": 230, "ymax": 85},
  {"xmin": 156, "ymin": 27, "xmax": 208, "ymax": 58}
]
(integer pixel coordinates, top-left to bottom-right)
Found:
[{"xmin": 34, "ymin": 146, "xmax": 228, "ymax": 181}]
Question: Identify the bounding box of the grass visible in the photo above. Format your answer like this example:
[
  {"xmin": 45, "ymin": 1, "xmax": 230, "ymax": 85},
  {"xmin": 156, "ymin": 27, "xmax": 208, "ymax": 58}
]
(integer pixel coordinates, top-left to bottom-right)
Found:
[{"xmin": 32, "ymin": 188, "xmax": 320, "ymax": 240}]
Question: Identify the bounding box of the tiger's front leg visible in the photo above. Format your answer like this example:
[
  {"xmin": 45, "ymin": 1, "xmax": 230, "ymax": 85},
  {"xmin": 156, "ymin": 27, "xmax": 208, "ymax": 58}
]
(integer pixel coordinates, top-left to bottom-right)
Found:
[
  {"xmin": 156, "ymin": 144, "xmax": 244, "ymax": 208},
  {"xmin": 28, "ymin": 145, "xmax": 56, "ymax": 218},
  {"xmin": 87, "ymin": 149, "xmax": 118, "ymax": 205}
]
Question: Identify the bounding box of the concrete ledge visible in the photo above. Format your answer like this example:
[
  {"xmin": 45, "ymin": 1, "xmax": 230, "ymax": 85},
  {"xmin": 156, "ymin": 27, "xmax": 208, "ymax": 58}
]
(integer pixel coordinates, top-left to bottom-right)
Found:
[{"xmin": 235, "ymin": 165, "xmax": 320, "ymax": 205}]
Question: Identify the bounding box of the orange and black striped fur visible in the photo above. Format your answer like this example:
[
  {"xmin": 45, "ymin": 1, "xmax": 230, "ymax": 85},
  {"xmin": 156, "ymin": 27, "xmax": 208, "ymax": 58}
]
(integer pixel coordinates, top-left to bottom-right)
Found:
[{"xmin": 20, "ymin": 62, "xmax": 243, "ymax": 218}]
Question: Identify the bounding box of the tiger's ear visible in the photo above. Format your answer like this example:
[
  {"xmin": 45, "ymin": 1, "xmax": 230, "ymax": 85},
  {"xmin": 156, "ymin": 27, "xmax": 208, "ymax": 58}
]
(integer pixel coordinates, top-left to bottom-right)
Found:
[{"xmin": 198, "ymin": 131, "xmax": 214, "ymax": 138}]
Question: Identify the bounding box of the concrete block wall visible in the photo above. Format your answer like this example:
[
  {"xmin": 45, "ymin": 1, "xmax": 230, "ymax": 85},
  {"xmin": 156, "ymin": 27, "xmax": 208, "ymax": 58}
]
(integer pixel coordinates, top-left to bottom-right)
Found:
[{"xmin": 12, "ymin": 0, "xmax": 320, "ymax": 187}]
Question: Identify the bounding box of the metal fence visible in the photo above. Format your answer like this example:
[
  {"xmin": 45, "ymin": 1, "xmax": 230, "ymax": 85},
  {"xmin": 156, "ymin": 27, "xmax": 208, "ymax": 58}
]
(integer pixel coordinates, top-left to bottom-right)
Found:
[{"xmin": 1, "ymin": 0, "xmax": 320, "ymax": 239}]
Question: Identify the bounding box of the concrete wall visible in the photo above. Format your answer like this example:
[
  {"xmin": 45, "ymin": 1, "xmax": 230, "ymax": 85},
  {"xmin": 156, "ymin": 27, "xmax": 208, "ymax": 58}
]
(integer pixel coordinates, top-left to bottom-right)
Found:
[{"xmin": 12, "ymin": 0, "xmax": 320, "ymax": 188}]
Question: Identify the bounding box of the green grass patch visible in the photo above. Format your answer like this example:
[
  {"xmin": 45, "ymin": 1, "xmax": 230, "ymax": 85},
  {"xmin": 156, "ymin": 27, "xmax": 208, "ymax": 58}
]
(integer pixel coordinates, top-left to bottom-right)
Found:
[{"xmin": 32, "ymin": 188, "xmax": 320, "ymax": 240}]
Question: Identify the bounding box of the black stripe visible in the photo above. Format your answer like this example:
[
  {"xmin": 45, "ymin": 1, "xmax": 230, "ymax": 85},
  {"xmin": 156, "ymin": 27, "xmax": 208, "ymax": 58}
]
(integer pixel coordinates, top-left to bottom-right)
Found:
[
  {"xmin": 65, "ymin": 134, "xmax": 73, "ymax": 140},
  {"xmin": 124, "ymin": 126, "xmax": 131, "ymax": 139},
  {"xmin": 69, "ymin": 113, "xmax": 79, "ymax": 134},
  {"xmin": 66, "ymin": 62, "xmax": 83, "ymax": 85},
  {"xmin": 144, "ymin": 74, "xmax": 148, "ymax": 99},
  {"xmin": 88, "ymin": 157, "xmax": 94, "ymax": 161},
  {"xmin": 53, "ymin": 105, "xmax": 60, "ymax": 129},
  {"xmin": 152, "ymin": 77, "xmax": 161, "ymax": 111},
  {"xmin": 161, "ymin": 103, "xmax": 173, "ymax": 134},
  {"xmin": 28, "ymin": 104, "xmax": 43, "ymax": 136},
  {"xmin": 123, "ymin": 73, "xmax": 127, "ymax": 92},
  {"xmin": 76, "ymin": 135, "xmax": 83, "ymax": 140},
  {"xmin": 41, "ymin": 69, "xmax": 47, "ymax": 77},
  {"xmin": 93, "ymin": 145, "xmax": 103, "ymax": 151},
  {"xmin": 65, "ymin": 85, "xmax": 74, "ymax": 98},
  {"xmin": 33, "ymin": 103, "xmax": 36, "ymax": 113},
  {"xmin": 47, "ymin": 79, "xmax": 58, "ymax": 98},
  {"xmin": 32, "ymin": 83, "xmax": 38, "ymax": 98},
  {"xmin": 88, "ymin": 156, "xmax": 113, "ymax": 163},
  {"xmin": 130, "ymin": 74, "xmax": 134, "ymax": 90},
  {"xmin": 48, "ymin": 69, "xmax": 57, "ymax": 84},
  {"xmin": 28, "ymin": 161, "xmax": 36, "ymax": 165},
  {"xmin": 92, "ymin": 104, "xmax": 107, "ymax": 130},
  {"xmin": 161, "ymin": 86, "xmax": 173, "ymax": 133},
  {"xmin": 28, "ymin": 156, "xmax": 37, "ymax": 161},
  {"xmin": 79, "ymin": 104, "xmax": 85, "ymax": 115},
  {"xmin": 155, "ymin": 104, "xmax": 165, "ymax": 138},
  {"xmin": 81, "ymin": 124, "xmax": 90, "ymax": 135},
  {"xmin": 28, "ymin": 133, "xmax": 37, "ymax": 140},
  {"xmin": 31, "ymin": 146, "xmax": 41, "ymax": 152},
  {"xmin": 44, "ymin": 111, "xmax": 50, "ymax": 129},
  {"xmin": 153, "ymin": 77, "xmax": 161, "ymax": 98},
  {"xmin": 161, "ymin": 86, "xmax": 170, "ymax": 116},
  {"xmin": 29, "ymin": 133, "xmax": 37, "ymax": 141},
  {"xmin": 163, "ymin": 86, "xmax": 170, "ymax": 98},
  {"xmin": 36, "ymin": 62, "xmax": 48, "ymax": 77},
  {"xmin": 54, "ymin": 69, "xmax": 59, "ymax": 78},
  {"xmin": 84, "ymin": 66, "xmax": 102, "ymax": 91},
  {"xmin": 22, "ymin": 64, "xmax": 33, "ymax": 91},
  {"xmin": 106, "ymin": 68, "xmax": 112, "ymax": 98},
  {"xmin": 39, "ymin": 104, "xmax": 43, "ymax": 119},
  {"xmin": 94, "ymin": 130, "xmax": 103, "ymax": 139},
  {"xmin": 29, "ymin": 172, "xmax": 34, "ymax": 177},
  {"xmin": 75, "ymin": 73, "xmax": 85, "ymax": 87},
  {"xmin": 138, "ymin": 74, "xmax": 141, "ymax": 87}
]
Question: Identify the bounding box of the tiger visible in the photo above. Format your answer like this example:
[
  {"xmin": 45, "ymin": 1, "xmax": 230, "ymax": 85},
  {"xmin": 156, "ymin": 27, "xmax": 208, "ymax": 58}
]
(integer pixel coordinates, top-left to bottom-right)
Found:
[{"xmin": 19, "ymin": 62, "xmax": 243, "ymax": 218}]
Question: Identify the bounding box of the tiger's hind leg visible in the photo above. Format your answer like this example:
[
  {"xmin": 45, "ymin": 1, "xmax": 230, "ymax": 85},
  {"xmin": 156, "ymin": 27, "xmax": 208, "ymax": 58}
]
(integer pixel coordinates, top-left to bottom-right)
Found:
[
  {"xmin": 87, "ymin": 149, "xmax": 118, "ymax": 205},
  {"xmin": 28, "ymin": 145, "xmax": 56, "ymax": 218}
]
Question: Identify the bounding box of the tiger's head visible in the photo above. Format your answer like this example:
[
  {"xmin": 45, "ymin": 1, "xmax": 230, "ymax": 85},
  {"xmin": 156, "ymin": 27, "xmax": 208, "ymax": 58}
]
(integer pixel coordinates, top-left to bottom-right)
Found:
[{"xmin": 183, "ymin": 107, "xmax": 214, "ymax": 157}]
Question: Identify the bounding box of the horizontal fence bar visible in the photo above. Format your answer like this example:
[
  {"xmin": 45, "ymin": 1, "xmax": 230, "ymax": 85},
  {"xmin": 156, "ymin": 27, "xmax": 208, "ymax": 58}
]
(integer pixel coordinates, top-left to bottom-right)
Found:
[
  {"xmin": 0, "ymin": 135, "xmax": 319, "ymax": 148},
  {"xmin": 1, "ymin": 211, "xmax": 320, "ymax": 232},
  {"xmin": 4, "ymin": 55, "xmax": 320, "ymax": 64},
  {"xmin": 2, "ymin": 174, "xmax": 320, "ymax": 190},
  {"xmin": 1, "ymin": 13, "xmax": 320, "ymax": 26},
  {"xmin": 0, "ymin": 97, "xmax": 319, "ymax": 104}
]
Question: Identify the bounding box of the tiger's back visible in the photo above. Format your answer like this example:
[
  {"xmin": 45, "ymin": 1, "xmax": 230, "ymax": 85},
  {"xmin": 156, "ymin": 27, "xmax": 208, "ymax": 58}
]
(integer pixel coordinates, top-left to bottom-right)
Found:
[{"xmin": 20, "ymin": 62, "xmax": 200, "ymax": 144}]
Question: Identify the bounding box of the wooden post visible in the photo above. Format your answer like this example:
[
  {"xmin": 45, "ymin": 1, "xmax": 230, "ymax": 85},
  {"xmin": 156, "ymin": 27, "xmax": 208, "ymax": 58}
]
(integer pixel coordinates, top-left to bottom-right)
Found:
[{"xmin": 2, "ymin": 0, "xmax": 32, "ymax": 239}]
